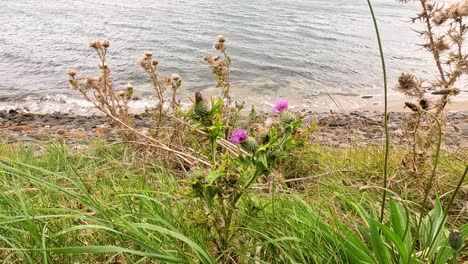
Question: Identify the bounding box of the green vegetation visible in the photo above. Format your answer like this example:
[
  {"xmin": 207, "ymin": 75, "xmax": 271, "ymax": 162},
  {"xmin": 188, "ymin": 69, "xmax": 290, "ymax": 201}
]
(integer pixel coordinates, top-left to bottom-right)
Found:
[
  {"xmin": 0, "ymin": 141, "xmax": 466, "ymax": 263},
  {"xmin": 1, "ymin": 0, "xmax": 467, "ymax": 263}
]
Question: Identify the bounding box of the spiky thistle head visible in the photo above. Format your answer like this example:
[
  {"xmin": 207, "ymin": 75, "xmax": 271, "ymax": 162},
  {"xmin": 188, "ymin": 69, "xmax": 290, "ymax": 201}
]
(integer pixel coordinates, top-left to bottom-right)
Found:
[
  {"xmin": 396, "ymin": 73, "xmax": 423, "ymax": 97},
  {"xmin": 280, "ymin": 110, "xmax": 297, "ymax": 126},
  {"xmin": 241, "ymin": 137, "xmax": 259, "ymax": 153}
]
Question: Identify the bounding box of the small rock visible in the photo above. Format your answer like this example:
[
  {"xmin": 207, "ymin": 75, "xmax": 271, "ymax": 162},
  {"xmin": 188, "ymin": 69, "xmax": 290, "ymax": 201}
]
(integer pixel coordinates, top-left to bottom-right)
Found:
[{"xmin": 454, "ymin": 123, "xmax": 468, "ymax": 135}]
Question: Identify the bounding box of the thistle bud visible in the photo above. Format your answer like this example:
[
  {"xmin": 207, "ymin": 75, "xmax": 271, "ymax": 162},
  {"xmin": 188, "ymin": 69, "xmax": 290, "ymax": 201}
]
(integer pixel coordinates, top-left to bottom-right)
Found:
[
  {"xmin": 195, "ymin": 90, "xmax": 203, "ymax": 103},
  {"xmin": 449, "ymin": 229, "xmax": 463, "ymax": 253},
  {"xmin": 193, "ymin": 91, "xmax": 209, "ymax": 117},
  {"xmin": 241, "ymin": 137, "xmax": 259, "ymax": 153},
  {"xmin": 280, "ymin": 110, "xmax": 296, "ymax": 126}
]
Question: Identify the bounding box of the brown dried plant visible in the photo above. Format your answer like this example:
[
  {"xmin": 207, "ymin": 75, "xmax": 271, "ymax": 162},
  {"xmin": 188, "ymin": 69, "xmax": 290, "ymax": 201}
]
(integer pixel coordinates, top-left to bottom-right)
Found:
[
  {"xmin": 67, "ymin": 40, "xmax": 208, "ymax": 167},
  {"xmin": 398, "ymin": 0, "xmax": 467, "ymax": 174},
  {"xmin": 204, "ymin": 35, "xmax": 234, "ymax": 138},
  {"xmin": 140, "ymin": 52, "xmax": 182, "ymax": 133},
  {"xmin": 67, "ymin": 40, "xmax": 135, "ymax": 140}
]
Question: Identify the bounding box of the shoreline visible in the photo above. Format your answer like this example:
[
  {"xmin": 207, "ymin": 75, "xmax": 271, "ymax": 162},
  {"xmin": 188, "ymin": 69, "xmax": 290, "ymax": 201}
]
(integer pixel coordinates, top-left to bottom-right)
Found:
[
  {"xmin": 2, "ymin": 91, "xmax": 467, "ymax": 115},
  {"xmin": 1, "ymin": 109, "xmax": 467, "ymax": 151}
]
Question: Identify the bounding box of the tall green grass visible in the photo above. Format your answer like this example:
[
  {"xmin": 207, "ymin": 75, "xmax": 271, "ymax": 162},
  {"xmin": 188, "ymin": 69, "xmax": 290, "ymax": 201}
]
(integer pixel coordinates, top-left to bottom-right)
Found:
[{"xmin": 0, "ymin": 142, "xmax": 465, "ymax": 263}]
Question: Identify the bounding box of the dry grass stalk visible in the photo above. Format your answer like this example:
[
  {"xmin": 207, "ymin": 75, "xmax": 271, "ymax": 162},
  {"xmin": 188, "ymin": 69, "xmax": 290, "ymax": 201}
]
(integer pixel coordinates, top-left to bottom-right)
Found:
[{"xmin": 398, "ymin": 0, "xmax": 467, "ymax": 174}]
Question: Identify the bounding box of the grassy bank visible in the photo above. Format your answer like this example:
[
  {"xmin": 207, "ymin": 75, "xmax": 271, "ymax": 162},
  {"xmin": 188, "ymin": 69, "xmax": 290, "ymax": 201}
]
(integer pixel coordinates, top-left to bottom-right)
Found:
[{"xmin": 0, "ymin": 140, "xmax": 466, "ymax": 263}]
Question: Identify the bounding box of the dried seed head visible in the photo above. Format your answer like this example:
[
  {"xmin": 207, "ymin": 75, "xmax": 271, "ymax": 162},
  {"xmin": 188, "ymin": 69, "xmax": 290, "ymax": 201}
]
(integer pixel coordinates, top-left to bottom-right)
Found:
[
  {"xmin": 88, "ymin": 40, "xmax": 100, "ymax": 49},
  {"xmin": 426, "ymin": 3, "xmax": 433, "ymax": 11},
  {"xmin": 102, "ymin": 40, "xmax": 110, "ymax": 48},
  {"xmin": 84, "ymin": 78, "xmax": 98, "ymax": 88},
  {"xmin": 419, "ymin": 98, "xmax": 429, "ymax": 110},
  {"xmin": 432, "ymin": 11, "xmax": 447, "ymax": 25},
  {"xmin": 99, "ymin": 63, "xmax": 108, "ymax": 69},
  {"xmin": 126, "ymin": 83, "xmax": 134, "ymax": 97},
  {"xmin": 431, "ymin": 87, "xmax": 461, "ymax": 95},
  {"xmin": 164, "ymin": 75, "xmax": 172, "ymax": 84},
  {"xmin": 118, "ymin": 90, "xmax": 127, "ymax": 97},
  {"xmin": 434, "ymin": 37, "xmax": 449, "ymax": 52},
  {"xmin": 405, "ymin": 102, "xmax": 422, "ymax": 112},
  {"xmin": 171, "ymin": 73, "xmax": 181, "ymax": 81},
  {"xmin": 457, "ymin": 0, "xmax": 468, "ymax": 16},
  {"xmin": 152, "ymin": 60, "xmax": 158, "ymax": 66},
  {"xmin": 67, "ymin": 69, "xmax": 77, "ymax": 77},
  {"xmin": 217, "ymin": 35, "xmax": 226, "ymax": 43},
  {"xmin": 396, "ymin": 73, "xmax": 422, "ymax": 97},
  {"xmin": 144, "ymin": 51, "xmax": 153, "ymax": 58}
]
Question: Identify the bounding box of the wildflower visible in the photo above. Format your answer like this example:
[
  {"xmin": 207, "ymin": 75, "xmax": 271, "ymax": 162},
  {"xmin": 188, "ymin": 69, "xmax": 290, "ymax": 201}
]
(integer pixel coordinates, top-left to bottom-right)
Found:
[
  {"xmin": 273, "ymin": 100, "xmax": 288, "ymax": 113},
  {"xmin": 229, "ymin": 129, "xmax": 248, "ymax": 144}
]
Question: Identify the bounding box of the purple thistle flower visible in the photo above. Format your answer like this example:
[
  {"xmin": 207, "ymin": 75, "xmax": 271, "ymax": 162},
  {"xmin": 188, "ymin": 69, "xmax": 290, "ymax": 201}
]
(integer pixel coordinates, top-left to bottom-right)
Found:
[
  {"xmin": 229, "ymin": 129, "xmax": 248, "ymax": 144},
  {"xmin": 273, "ymin": 100, "xmax": 288, "ymax": 113}
]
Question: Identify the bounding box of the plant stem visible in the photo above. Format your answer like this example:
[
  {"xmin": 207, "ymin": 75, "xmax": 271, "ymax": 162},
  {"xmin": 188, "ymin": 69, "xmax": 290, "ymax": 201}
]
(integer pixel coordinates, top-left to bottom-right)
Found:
[
  {"xmin": 408, "ymin": 110, "xmax": 442, "ymax": 262},
  {"xmin": 365, "ymin": 0, "xmax": 389, "ymax": 223}
]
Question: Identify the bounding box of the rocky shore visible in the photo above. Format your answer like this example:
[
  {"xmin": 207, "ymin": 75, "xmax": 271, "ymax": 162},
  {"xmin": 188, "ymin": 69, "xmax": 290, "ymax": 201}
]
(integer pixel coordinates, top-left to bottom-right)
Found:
[{"xmin": 1, "ymin": 110, "xmax": 467, "ymax": 151}]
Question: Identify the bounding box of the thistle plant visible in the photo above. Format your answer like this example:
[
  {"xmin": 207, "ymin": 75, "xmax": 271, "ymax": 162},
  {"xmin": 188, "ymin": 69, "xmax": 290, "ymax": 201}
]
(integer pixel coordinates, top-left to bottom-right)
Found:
[
  {"xmin": 140, "ymin": 52, "xmax": 182, "ymax": 131},
  {"xmin": 204, "ymin": 35, "xmax": 234, "ymax": 138},
  {"xmin": 67, "ymin": 40, "xmax": 135, "ymax": 140},
  {"xmin": 187, "ymin": 99, "xmax": 302, "ymax": 261},
  {"xmin": 397, "ymin": 0, "xmax": 468, "ymax": 174}
]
